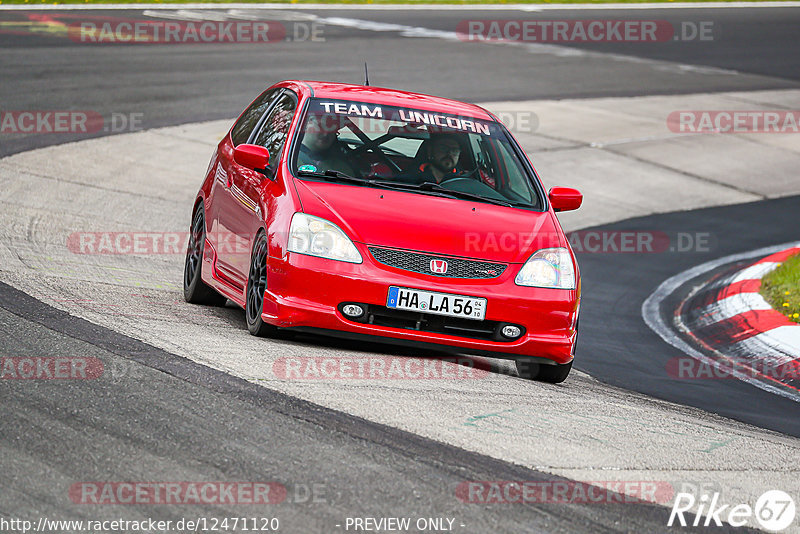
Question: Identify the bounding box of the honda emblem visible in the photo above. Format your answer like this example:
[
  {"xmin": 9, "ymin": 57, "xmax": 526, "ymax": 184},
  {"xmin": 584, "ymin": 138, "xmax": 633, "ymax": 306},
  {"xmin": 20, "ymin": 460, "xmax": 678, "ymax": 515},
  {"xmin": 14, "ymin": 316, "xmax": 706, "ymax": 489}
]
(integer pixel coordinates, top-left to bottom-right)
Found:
[{"xmin": 430, "ymin": 259, "xmax": 448, "ymax": 274}]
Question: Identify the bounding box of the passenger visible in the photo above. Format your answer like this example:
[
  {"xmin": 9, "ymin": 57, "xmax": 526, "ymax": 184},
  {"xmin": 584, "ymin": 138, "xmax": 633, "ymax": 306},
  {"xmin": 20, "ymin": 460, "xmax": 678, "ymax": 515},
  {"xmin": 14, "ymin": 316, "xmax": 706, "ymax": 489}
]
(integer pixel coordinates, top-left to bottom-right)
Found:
[{"xmin": 297, "ymin": 114, "xmax": 356, "ymax": 176}]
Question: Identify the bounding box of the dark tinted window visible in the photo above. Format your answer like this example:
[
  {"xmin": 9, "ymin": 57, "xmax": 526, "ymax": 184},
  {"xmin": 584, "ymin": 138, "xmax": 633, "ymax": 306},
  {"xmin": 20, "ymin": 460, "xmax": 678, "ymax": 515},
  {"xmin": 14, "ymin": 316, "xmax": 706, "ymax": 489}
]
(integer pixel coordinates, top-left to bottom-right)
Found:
[
  {"xmin": 289, "ymin": 98, "xmax": 542, "ymax": 209},
  {"xmin": 230, "ymin": 88, "xmax": 279, "ymax": 146},
  {"xmin": 253, "ymin": 92, "xmax": 297, "ymax": 167}
]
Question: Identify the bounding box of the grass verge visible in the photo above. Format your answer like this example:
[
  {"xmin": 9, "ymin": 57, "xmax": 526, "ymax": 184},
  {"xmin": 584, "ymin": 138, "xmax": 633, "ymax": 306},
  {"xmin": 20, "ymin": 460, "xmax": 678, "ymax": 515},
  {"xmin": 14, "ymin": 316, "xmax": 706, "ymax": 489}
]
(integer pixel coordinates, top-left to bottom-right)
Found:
[{"xmin": 761, "ymin": 253, "xmax": 800, "ymax": 324}]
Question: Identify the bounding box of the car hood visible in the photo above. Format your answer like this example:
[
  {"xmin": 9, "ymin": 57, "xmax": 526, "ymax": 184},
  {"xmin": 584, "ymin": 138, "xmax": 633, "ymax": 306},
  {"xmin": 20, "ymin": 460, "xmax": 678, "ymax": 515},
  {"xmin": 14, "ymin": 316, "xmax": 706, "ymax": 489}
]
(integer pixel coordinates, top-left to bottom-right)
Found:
[{"xmin": 293, "ymin": 180, "xmax": 565, "ymax": 264}]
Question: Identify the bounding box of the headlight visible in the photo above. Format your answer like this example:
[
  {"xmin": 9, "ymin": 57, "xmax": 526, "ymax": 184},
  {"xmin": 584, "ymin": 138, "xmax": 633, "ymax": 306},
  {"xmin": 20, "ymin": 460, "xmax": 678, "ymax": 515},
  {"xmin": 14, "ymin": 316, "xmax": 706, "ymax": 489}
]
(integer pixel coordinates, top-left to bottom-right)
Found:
[
  {"xmin": 515, "ymin": 248, "xmax": 576, "ymax": 289},
  {"xmin": 288, "ymin": 213, "xmax": 362, "ymax": 264}
]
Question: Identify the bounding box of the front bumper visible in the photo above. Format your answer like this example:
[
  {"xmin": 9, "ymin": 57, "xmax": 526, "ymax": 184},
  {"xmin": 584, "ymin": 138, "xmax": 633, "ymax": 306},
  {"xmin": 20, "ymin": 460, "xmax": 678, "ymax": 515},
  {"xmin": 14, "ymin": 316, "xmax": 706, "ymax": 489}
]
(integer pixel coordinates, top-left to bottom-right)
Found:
[{"xmin": 262, "ymin": 249, "xmax": 579, "ymax": 365}]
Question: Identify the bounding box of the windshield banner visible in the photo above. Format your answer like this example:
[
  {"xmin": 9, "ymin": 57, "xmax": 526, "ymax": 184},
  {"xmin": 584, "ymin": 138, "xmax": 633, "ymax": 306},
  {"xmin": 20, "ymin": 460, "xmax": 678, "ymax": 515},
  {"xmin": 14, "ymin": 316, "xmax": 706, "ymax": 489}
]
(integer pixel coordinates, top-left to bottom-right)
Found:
[{"xmin": 306, "ymin": 99, "xmax": 498, "ymax": 136}]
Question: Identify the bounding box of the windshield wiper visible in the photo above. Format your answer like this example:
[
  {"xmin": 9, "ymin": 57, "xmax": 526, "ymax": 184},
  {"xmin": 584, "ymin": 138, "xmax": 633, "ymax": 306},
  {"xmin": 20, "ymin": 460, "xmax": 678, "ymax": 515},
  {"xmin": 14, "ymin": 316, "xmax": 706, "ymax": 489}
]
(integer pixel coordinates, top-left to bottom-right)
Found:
[
  {"xmin": 295, "ymin": 171, "xmax": 520, "ymax": 207},
  {"xmin": 412, "ymin": 182, "xmax": 515, "ymax": 207},
  {"xmin": 296, "ymin": 169, "xmax": 368, "ymax": 184},
  {"xmin": 296, "ymin": 171, "xmax": 418, "ymax": 192},
  {"xmin": 296, "ymin": 171, "xmax": 457, "ymax": 199}
]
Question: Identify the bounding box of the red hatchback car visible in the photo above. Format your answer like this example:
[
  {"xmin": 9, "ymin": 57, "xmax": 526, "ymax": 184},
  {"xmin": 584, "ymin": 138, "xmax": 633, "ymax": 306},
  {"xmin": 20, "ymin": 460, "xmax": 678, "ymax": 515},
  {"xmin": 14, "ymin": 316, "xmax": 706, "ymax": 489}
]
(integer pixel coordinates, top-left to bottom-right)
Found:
[{"xmin": 184, "ymin": 80, "xmax": 582, "ymax": 382}]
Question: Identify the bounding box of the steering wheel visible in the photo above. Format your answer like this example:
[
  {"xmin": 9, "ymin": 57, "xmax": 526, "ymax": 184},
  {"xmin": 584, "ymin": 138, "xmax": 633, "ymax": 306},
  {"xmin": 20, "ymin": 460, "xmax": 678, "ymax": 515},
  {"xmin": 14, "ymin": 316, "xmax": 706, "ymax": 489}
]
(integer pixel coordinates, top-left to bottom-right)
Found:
[
  {"xmin": 349, "ymin": 142, "xmax": 403, "ymax": 172},
  {"xmin": 439, "ymin": 168, "xmax": 479, "ymax": 184},
  {"xmin": 434, "ymin": 176, "xmax": 508, "ymax": 201}
]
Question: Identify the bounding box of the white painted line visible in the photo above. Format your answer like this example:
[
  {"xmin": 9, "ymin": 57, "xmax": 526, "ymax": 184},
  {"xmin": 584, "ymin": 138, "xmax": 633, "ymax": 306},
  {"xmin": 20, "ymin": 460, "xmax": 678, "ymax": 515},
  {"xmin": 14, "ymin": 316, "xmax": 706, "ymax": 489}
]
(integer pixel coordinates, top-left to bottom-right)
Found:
[
  {"xmin": 226, "ymin": 9, "xmax": 318, "ymax": 21},
  {"xmin": 0, "ymin": 6, "xmax": 749, "ymax": 77},
  {"xmin": 728, "ymin": 261, "xmax": 779, "ymax": 284},
  {"xmin": 317, "ymin": 15, "xmax": 460, "ymax": 40},
  {"xmin": 141, "ymin": 9, "xmax": 231, "ymax": 21},
  {"xmin": 310, "ymin": 14, "xmax": 739, "ymax": 76},
  {"xmin": 692, "ymin": 291, "xmax": 773, "ymax": 329},
  {"xmin": 3, "ymin": 3, "xmax": 800, "ymax": 11},
  {"xmin": 757, "ymin": 325, "xmax": 800, "ymax": 354},
  {"xmin": 731, "ymin": 325, "xmax": 800, "ymax": 366},
  {"xmin": 642, "ymin": 241, "xmax": 800, "ymax": 402}
]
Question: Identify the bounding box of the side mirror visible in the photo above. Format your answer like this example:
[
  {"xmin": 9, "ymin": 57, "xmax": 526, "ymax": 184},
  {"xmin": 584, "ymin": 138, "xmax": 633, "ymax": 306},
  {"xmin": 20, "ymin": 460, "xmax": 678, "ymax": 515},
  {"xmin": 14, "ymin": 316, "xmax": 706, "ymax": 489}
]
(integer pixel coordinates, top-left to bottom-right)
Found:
[
  {"xmin": 548, "ymin": 187, "xmax": 582, "ymax": 212},
  {"xmin": 233, "ymin": 144, "xmax": 271, "ymax": 177}
]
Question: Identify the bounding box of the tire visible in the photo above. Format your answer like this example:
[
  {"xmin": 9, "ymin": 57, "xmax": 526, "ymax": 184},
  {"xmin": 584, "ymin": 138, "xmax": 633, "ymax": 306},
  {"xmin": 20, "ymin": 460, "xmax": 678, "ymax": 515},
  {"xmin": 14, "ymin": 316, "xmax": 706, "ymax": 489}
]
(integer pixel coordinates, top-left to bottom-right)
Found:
[
  {"xmin": 536, "ymin": 360, "xmax": 573, "ymax": 383},
  {"xmin": 245, "ymin": 232, "xmax": 277, "ymax": 337},
  {"xmin": 515, "ymin": 358, "xmax": 572, "ymax": 384},
  {"xmin": 184, "ymin": 205, "xmax": 227, "ymax": 306},
  {"xmin": 514, "ymin": 357, "xmax": 539, "ymax": 380},
  {"xmin": 515, "ymin": 319, "xmax": 577, "ymax": 383}
]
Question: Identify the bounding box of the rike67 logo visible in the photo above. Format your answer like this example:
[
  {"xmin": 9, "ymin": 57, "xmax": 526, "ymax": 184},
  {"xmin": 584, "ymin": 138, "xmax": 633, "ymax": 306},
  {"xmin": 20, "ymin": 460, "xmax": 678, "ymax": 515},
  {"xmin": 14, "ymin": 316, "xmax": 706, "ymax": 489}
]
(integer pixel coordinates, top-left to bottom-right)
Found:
[{"xmin": 669, "ymin": 490, "xmax": 796, "ymax": 531}]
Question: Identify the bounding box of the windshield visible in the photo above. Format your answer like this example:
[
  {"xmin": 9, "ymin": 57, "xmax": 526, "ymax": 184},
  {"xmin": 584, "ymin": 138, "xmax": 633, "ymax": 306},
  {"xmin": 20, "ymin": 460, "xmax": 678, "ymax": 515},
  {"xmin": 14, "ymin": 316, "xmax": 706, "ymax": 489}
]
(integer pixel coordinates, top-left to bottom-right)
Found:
[{"xmin": 290, "ymin": 98, "xmax": 543, "ymax": 209}]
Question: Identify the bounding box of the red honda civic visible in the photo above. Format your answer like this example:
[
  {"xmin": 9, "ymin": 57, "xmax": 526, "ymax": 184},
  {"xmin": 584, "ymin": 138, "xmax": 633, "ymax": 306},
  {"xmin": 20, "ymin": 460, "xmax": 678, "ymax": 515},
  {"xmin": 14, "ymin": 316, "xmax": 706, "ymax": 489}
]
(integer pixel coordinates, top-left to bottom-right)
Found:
[{"xmin": 184, "ymin": 80, "xmax": 582, "ymax": 382}]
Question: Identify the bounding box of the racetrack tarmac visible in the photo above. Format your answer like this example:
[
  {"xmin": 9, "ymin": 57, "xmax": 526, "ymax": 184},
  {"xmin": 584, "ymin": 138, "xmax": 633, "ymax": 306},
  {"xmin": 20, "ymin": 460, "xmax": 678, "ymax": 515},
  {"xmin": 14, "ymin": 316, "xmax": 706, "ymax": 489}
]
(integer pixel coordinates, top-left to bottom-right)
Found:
[
  {"xmin": 2, "ymin": 282, "xmax": 690, "ymax": 534},
  {"xmin": 1, "ymin": 5, "xmax": 799, "ymax": 532},
  {"xmin": 2, "ymin": 5, "xmax": 799, "ymax": 158}
]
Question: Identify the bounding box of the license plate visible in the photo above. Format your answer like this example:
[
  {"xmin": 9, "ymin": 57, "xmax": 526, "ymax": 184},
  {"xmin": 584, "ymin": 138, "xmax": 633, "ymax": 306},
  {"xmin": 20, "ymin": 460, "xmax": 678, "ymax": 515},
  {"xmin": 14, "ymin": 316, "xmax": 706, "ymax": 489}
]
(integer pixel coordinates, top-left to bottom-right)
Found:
[{"xmin": 386, "ymin": 286, "xmax": 486, "ymax": 321}]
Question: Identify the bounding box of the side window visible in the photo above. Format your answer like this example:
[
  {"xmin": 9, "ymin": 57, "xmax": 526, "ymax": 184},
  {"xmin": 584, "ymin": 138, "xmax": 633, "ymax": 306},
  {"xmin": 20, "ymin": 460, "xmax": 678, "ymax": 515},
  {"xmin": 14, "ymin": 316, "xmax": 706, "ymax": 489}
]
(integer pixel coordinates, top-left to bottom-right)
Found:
[
  {"xmin": 495, "ymin": 140, "xmax": 534, "ymax": 204},
  {"xmin": 252, "ymin": 92, "xmax": 297, "ymax": 167},
  {"xmin": 230, "ymin": 89, "xmax": 279, "ymax": 146}
]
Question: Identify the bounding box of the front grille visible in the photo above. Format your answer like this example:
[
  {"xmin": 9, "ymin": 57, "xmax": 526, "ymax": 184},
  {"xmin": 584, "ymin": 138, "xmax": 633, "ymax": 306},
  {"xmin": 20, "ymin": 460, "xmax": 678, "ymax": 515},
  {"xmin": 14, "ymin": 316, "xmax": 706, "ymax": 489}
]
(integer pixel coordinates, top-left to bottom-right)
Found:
[
  {"xmin": 338, "ymin": 303, "xmax": 523, "ymax": 342},
  {"xmin": 368, "ymin": 247, "xmax": 507, "ymax": 279}
]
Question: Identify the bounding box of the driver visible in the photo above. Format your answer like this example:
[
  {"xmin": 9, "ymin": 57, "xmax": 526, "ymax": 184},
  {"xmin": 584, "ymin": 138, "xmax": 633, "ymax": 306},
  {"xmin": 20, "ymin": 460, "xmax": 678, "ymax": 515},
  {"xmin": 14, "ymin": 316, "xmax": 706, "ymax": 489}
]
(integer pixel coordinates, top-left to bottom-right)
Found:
[
  {"xmin": 297, "ymin": 113, "xmax": 356, "ymax": 175},
  {"xmin": 413, "ymin": 133, "xmax": 462, "ymax": 184}
]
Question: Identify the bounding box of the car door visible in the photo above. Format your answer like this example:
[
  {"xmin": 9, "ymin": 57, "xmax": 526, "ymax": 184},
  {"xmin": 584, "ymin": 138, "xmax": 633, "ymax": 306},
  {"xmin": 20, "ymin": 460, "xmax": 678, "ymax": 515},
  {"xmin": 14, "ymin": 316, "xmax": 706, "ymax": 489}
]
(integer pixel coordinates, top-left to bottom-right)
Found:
[
  {"xmin": 217, "ymin": 90, "xmax": 298, "ymax": 284},
  {"xmin": 211, "ymin": 88, "xmax": 280, "ymax": 285}
]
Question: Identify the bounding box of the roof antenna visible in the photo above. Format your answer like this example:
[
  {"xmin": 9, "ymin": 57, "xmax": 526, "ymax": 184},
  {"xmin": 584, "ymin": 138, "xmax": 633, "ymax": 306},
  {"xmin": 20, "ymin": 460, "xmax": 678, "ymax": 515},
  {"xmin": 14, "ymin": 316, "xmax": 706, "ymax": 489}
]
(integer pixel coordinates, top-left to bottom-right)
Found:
[{"xmin": 364, "ymin": 62, "xmax": 370, "ymax": 86}]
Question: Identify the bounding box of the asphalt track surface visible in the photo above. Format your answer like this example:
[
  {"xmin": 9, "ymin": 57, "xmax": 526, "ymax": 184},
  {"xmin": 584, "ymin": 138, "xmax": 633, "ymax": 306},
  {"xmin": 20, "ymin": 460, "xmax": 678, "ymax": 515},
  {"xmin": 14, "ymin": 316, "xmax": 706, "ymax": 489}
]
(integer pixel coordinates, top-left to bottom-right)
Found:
[
  {"xmin": 0, "ymin": 282, "xmax": 682, "ymax": 533},
  {"xmin": 1, "ymin": 5, "xmax": 799, "ymax": 532},
  {"xmin": 1, "ymin": 5, "xmax": 800, "ymax": 157},
  {"xmin": 577, "ymin": 196, "xmax": 800, "ymax": 437}
]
